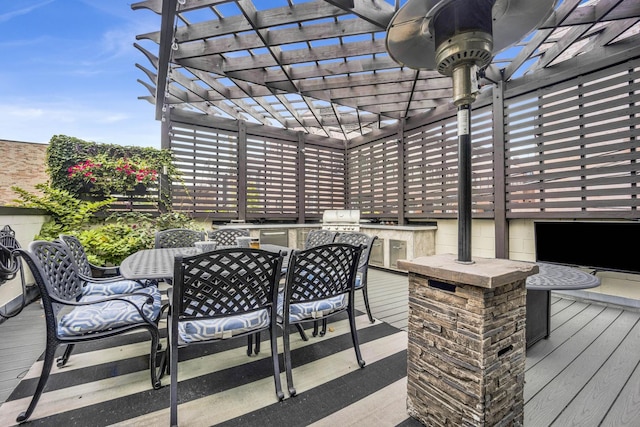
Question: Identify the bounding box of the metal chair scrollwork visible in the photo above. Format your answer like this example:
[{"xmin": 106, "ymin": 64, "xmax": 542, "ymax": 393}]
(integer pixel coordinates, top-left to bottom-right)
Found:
[
  {"xmin": 207, "ymin": 228, "xmax": 250, "ymax": 246},
  {"xmin": 154, "ymin": 228, "xmax": 206, "ymax": 249}
]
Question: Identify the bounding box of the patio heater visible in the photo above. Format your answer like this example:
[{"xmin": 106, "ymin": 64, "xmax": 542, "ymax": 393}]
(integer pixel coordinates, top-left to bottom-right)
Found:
[{"xmin": 386, "ymin": 0, "xmax": 556, "ymax": 263}]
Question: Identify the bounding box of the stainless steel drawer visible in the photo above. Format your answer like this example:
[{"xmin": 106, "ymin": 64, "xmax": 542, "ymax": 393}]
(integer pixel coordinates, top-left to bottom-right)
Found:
[{"xmin": 369, "ymin": 238, "xmax": 384, "ymax": 267}]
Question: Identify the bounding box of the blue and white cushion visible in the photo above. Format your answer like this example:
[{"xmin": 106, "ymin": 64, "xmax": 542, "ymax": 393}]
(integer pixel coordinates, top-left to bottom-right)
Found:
[
  {"xmin": 58, "ymin": 286, "xmax": 161, "ymax": 337},
  {"xmin": 177, "ymin": 309, "xmax": 270, "ymax": 344},
  {"xmin": 277, "ymin": 292, "xmax": 347, "ymax": 323},
  {"xmin": 82, "ymin": 279, "xmax": 146, "ymax": 296},
  {"xmin": 354, "ymin": 274, "xmax": 363, "ymax": 290}
]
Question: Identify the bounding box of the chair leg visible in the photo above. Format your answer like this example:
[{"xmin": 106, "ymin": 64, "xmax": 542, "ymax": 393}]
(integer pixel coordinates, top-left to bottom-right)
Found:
[
  {"xmin": 295, "ymin": 323, "xmax": 308, "ymax": 341},
  {"xmin": 282, "ymin": 325, "xmax": 296, "ymax": 397},
  {"xmin": 16, "ymin": 341, "xmax": 57, "ymax": 423},
  {"xmin": 56, "ymin": 344, "xmax": 75, "ymax": 367},
  {"xmin": 269, "ymin": 329, "xmax": 284, "ymax": 401},
  {"xmin": 247, "ymin": 334, "xmax": 253, "ymax": 356},
  {"xmin": 361, "ymin": 286, "xmax": 374, "ymax": 323},
  {"xmin": 148, "ymin": 327, "xmax": 161, "ymax": 389},
  {"xmin": 347, "ymin": 308, "xmax": 366, "ymax": 368},
  {"xmin": 254, "ymin": 331, "xmax": 261, "ymax": 355},
  {"xmin": 169, "ymin": 334, "xmax": 179, "ymax": 427},
  {"xmin": 320, "ymin": 319, "xmax": 327, "ymax": 336}
]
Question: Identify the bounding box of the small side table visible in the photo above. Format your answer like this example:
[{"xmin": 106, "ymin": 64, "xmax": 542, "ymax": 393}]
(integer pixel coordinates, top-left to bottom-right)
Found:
[{"xmin": 526, "ymin": 262, "xmax": 601, "ymax": 347}]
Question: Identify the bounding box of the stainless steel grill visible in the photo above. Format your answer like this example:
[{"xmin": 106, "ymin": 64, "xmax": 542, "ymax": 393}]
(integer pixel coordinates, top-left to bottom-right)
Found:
[{"xmin": 321, "ymin": 209, "xmax": 360, "ymax": 232}]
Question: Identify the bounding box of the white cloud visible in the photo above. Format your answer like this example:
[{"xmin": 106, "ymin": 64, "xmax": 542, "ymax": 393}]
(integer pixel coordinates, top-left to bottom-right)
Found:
[{"xmin": 0, "ymin": 0, "xmax": 53, "ymax": 23}]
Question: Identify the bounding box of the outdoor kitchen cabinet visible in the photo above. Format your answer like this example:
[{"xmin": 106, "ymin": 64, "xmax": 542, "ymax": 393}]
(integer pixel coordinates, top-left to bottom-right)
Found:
[
  {"xmin": 259, "ymin": 229, "xmax": 289, "ymax": 247},
  {"xmin": 369, "ymin": 238, "xmax": 385, "ymax": 267},
  {"xmin": 389, "ymin": 239, "xmax": 407, "ymax": 270}
]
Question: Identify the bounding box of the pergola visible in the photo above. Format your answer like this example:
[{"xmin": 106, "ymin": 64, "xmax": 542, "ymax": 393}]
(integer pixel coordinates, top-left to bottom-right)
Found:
[{"xmin": 131, "ymin": 0, "xmax": 640, "ymax": 258}]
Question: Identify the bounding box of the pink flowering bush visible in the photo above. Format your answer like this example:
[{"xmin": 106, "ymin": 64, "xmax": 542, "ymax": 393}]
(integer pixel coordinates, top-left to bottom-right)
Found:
[{"xmin": 67, "ymin": 154, "xmax": 158, "ymax": 196}]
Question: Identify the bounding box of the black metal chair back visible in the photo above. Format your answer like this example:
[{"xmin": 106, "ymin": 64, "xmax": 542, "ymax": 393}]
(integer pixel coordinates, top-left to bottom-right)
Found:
[
  {"xmin": 168, "ymin": 247, "xmax": 285, "ymax": 425},
  {"xmin": 0, "ymin": 225, "xmax": 21, "ymax": 285},
  {"xmin": 280, "ymin": 243, "xmax": 365, "ymax": 396},
  {"xmin": 207, "ymin": 228, "xmax": 249, "ymax": 246},
  {"xmin": 154, "ymin": 228, "xmax": 205, "ymax": 248},
  {"xmin": 58, "ymin": 234, "xmax": 95, "ymax": 278},
  {"xmin": 335, "ymin": 232, "xmax": 378, "ymax": 322},
  {"xmin": 303, "ymin": 229, "xmax": 337, "ymax": 249}
]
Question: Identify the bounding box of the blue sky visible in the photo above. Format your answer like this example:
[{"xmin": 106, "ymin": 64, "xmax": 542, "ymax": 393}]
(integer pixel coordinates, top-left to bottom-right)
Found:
[{"xmin": 0, "ymin": 1, "xmax": 162, "ymax": 147}]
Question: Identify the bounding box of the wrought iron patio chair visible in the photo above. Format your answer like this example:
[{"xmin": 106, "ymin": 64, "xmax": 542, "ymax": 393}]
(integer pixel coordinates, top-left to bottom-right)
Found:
[
  {"xmin": 335, "ymin": 232, "xmax": 378, "ymax": 323},
  {"xmin": 166, "ymin": 247, "xmax": 285, "ymax": 426},
  {"xmin": 303, "ymin": 229, "xmax": 337, "ymax": 249},
  {"xmin": 0, "ymin": 225, "xmax": 27, "ymax": 319},
  {"xmin": 207, "ymin": 228, "xmax": 249, "ymax": 246},
  {"xmin": 154, "ymin": 228, "xmax": 206, "ymax": 249},
  {"xmin": 14, "ymin": 240, "xmax": 162, "ymax": 423},
  {"xmin": 278, "ymin": 242, "xmax": 365, "ymax": 396}
]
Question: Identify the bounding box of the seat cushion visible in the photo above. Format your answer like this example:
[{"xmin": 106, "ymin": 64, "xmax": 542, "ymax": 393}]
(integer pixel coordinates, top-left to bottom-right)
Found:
[
  {"xmin": 178, "ymin": 309, "xmax": 270, "ymax": 344},
  {"xmin": 354, "ymin": 274, "xmax": 363, "ymax": 290},
  {"xmin": 82, "ymin": 279, "xmax": 147, "ymax": 296},
  {"xmin": 277, "ymin": 292, "xmax": 347, "ymax": 323},
  {"xmin": 58, "ymin": 287, "xmax": 161, "ymax": 337}
]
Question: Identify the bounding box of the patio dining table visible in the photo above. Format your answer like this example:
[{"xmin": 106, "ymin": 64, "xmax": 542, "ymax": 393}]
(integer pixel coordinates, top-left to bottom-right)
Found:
[{"xmin": 119, "ymin": 244, "xmax": 292, "ymax": 281}]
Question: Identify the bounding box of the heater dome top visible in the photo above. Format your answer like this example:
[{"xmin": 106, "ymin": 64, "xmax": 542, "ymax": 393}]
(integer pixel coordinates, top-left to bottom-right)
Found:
[{"xmin": 386, "ymin": 0, "xmax": 557, "ymax": 71}]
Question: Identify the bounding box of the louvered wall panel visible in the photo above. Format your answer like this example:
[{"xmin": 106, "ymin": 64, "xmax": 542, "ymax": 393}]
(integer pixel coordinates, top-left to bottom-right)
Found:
[
  {"xmin": 505, "ymin": 60, "xmax": 640, "ymax": 218},
  {"xmin": 245, "ymin": 135, "xmax": 299, "ymax": 218},
  {"xmin": 167, "ymin": 120, "xmax": 346, "ymax": 220},
  {"xmin": 403, "ymin": 107, "xmax": 495, "ymax": 219},
  {"xmin": 170, "ymin": 123, "xmax": 240, "ymax": 218},
  {"xmin": 347, "ymin": 136, "xmax": 400, "ymax": 217},
  {"xmin": 303, "ymin": 146, "xmax": 346, "ymax": 217}
]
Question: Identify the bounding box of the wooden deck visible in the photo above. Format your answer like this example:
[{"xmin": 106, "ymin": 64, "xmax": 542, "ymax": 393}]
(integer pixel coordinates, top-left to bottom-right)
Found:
[{"xmin": 2, "ymin": 268, "xmax": 640, "ymax": 426}]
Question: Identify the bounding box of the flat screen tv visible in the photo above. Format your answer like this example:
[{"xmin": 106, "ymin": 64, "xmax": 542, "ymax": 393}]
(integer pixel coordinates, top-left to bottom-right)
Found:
[{"xmin": 534, "ymin": 221, "xmax": 639, "ymax": 274}]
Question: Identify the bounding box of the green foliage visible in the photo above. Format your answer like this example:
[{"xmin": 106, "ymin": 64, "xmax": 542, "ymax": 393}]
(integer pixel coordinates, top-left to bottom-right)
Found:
[
  {"xmin": 76, "ymin": 223, "xmax": 153, "ymax": 266},
  {"xmin": 46, "ymin": 134, "xmax": 178, "ymax": 198},
  {"xmin": 11, "ymin": 184, "xmax": 115, "ymax": 240},
  {"xmin": 12, "ymin": 184, "xmax": 202, "ymax": 265},
  {"xmin": 12, "ymin": 135, "xmax": 200, "ymax": 266}
]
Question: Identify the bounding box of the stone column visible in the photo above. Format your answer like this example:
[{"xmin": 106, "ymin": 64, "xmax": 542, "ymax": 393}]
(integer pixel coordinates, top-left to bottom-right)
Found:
[{"xmin": 397, "ymin": 254, "xmax": 538, "ymax": 426}]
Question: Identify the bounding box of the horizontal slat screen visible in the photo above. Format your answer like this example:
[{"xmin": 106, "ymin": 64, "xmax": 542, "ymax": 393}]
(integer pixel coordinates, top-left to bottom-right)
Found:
[
  {"xmin": 168, "ymin": 120, "xmax": 345, "ymax": 220},
  {"xmin": 170, "ymin": 122, "xmax": 240, "ymax": 218},
  {"xmin": 403, "ymin": 107, "xmax": 495, "ymax": 219},
  {"xmin": 303, "ymin": 145, "xmax": 346, "ymax": 216},
  {"xmin": 245, "ymin": 134, "xmax": 299, "ymax": 219},
  {"xmin": 347, "ymin": 135, "xmax": 400, "ymax": 217},
  {"xmin": 505, "ymin": 60, "xmax": 640, "ymax": 218}
]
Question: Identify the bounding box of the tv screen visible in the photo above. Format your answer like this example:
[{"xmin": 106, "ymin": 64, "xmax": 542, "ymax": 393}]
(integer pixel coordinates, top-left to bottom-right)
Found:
[{"xmin": 534, "ymin": 221, "xmax": 639, "ymax": 274}]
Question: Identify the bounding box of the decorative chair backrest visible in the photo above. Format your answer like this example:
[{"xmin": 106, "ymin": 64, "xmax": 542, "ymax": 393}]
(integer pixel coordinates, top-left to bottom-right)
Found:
[
  {"xmin": 284, "ymin": 243, "xmax": 363, "ymax": 303},
  {"xmin": 58, "ymin": 235, "xmax": 93, "ymax": 277},
  {"xmin": 207, "ymin": 228, "xmax": 250, "ymax": 246},
  {"xmin": 19, "ymin": 241, "xmax": 84, "ymax": 318},
  {"xmin": 0, "ymin": 225, "xmax": 21, "ymax": 285},
  {"xmin": 173, "ymin": 248, "xmax": 283, "ymax": 320},
  {"xmin": 334, "ymin": 232, "xmax": 376, "ymax": 270},
  {"xmin": 155, "ymin": 229, "xmax": 206, "ymax": 249},
  {"xmin": 304, "ymin": 229, "xmax": 337, "ymax": 249}
]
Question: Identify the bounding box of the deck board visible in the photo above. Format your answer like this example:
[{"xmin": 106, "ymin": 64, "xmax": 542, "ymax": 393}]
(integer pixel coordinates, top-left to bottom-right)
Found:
[{"xmin": 2, "ymin": 267, "xmax": 640, "ymax": 426}]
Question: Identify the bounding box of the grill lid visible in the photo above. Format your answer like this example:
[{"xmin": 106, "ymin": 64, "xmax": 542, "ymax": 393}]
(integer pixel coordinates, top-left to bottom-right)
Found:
[{"xmin": 322, "ymin": 209, "xmax": 361, "ymax": 225}]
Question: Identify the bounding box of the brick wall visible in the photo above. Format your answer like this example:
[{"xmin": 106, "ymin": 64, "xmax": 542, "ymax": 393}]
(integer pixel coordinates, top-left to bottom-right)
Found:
[{"xmin": 0, "ymin": 140, "xmax": 49, "ymax": 206}]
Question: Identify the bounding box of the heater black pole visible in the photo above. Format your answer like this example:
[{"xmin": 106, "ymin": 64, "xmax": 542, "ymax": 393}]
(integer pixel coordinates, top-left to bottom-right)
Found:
[{"xmin": 457, "ymin": 104, "xmax": 472, "ymax": 263}]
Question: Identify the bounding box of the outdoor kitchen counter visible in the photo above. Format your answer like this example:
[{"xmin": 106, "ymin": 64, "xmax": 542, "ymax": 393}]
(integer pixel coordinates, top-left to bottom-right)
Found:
[{"xmin": 216, "ymin": 223, "xmax": 437, "ymax": 271}]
